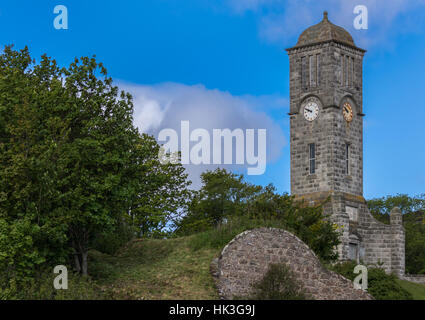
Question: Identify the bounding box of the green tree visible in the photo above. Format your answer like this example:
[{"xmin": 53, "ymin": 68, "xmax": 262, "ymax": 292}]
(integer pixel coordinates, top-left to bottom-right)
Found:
[
  {"xmin": 367, "ymin": 194, "xmax": 425, "ymax": 224},
  {"xmin": 0, "ymin": 45, "xmax": 191, "ymax": 286},
  {"xmin": 0, "ymin": 46, "xmax": 140, "ymax": 276},
  {"xmin": 59, "ymin": 55, "xmax": 141, "ymax": 276},
  {"xmin": 128, "ymin": 134, "xmax": 191, "ymax": 238},
  {"xmin": 404, "ymin": 211, "xmax": 425, "ymax": 274},
  {"xmin": 176, "ymin": 168, "xmax": 262, "ymax": 233},
  {"xmin": 0, "ymin": 46, "xmax": 72, "ymax": 289}
]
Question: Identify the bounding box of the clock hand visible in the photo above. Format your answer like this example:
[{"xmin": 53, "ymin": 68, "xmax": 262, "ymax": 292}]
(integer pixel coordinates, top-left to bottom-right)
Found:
[{"xmin": 305, "ymin": 108, "xmax": 312, "ymax": 113}]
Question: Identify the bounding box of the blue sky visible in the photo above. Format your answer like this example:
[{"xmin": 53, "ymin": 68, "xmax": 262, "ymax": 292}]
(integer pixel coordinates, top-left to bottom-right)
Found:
[{"xmin": 1, "ymin": 0, "xmax": 424, "ymax": 199}]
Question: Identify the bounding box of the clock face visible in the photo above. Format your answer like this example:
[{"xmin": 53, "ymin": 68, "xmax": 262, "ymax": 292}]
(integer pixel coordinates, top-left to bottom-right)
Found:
[
  {"xmin": 343, "ymin": 102, "xmax": 354, "ymax": 122},
  {"xmin": 303, "ymin": 102, "xmax": 319, "ymax": 121}
]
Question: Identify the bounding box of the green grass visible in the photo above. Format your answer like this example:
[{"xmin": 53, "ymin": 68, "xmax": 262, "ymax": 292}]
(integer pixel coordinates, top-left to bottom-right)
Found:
[
  {"xmin": 88, "ymin": 236, "xmax": 221, "ymax": 300},
  {"xmin": 397, "ymin": 279, "xmax": 425, "ymax": 300}
]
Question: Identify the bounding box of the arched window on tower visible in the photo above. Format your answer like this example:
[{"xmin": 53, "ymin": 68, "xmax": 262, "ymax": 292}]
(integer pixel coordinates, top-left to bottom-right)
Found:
[
  {"xmin": 301, "ymin": 56, "xmax": 307, "ymax": 88},
  {"xmin": 309, "ymin": 55, "xmax": 315, "ymax": 87},
  {"xmin": 316, "ymin": 54, "xmax": 321, "ymax": 86},
  {"xmin": 346, "ymin": 56, "xmax": 350, "ymax": 86}
]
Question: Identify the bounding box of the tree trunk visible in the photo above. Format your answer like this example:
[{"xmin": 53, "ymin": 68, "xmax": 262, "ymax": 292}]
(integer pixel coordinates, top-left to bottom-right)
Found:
[
  {"xmin": 72, "ymin": 238, "xmax": 82, "ymax": 273},
  {"xmin": 74, "ymin": 253, "xmax": 81, "ymax": 273},
  {"xmin": 81, "ymin": 250, "xmax": 88, "ymax": 276}
]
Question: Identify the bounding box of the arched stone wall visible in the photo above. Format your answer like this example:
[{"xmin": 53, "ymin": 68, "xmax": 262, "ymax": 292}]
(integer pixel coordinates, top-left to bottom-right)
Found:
[{"xmin": 211, "ymin": 228, "xmax": 372, "ymax": 300}]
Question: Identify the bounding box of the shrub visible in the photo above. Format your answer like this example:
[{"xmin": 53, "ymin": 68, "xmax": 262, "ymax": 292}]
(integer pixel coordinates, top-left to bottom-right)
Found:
[
  {"xmin": 92, "ymin": 222, "xmax": 136, "ymax": 256},
  {"xmin": 1, "ymin": 266, "xmax": 108, "ymax": 300},
  {"xmin": 331, "ymin": 261, "xmax": 413, "ymax": 300},
  {"xmin": 249, "ymin": 263, "xmax": 307, "ymax": 300},
  {"xmin": 367, "ymin": 269, "xmax": 413, "ymax": 300},
  {"xmin": 0, "ymin": 218, "xmax": 47, "ymax": 299}
]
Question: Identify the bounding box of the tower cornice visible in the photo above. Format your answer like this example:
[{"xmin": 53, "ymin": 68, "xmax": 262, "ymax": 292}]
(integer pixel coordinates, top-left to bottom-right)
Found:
[{"xmin": 286, "ymin": 40, "xmax": 366, "ymax": 55}]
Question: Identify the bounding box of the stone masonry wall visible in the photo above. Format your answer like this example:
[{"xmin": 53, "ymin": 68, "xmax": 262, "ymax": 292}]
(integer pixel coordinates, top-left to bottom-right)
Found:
[
  {"xmin": 356, "ymin": 205, "xmax": 405, "ymax": 276},
  {"xmin": 402, "ymin": 275, "xmax": 425, "ymax": 285},
  {"xmin": 211, "ymin": 228, "xmax": 372, "ymax": 300}
]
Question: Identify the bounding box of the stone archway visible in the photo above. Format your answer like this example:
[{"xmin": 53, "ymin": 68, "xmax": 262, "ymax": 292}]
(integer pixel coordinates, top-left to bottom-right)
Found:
[{"xmin": 210, "ymin": 228, "xmax": 372, "ymax": 300}]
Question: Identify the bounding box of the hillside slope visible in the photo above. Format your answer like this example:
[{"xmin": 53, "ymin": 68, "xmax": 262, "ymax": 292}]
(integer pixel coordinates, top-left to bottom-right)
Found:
[{"xmin": 89, "ymin": 236, "xmax": 220, "ymax": 300}]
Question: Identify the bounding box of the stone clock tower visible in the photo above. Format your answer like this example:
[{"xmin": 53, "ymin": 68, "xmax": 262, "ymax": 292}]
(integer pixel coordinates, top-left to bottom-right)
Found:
[{"xmin": 286, "ymin": 12, "xmax": 405, "ymax": 276}]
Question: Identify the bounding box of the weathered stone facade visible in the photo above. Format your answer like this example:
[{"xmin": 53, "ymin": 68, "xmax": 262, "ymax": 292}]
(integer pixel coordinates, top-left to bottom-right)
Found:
[
  {"xmin": 402, "ymin": 275, "xmax": 425, "ymax": 285},
  {"xmin": 286, "ymin": 12, "xmax": 405, "ymax": 275},
  {"xmin": 211, "ymin": 228, "xmax": 372, "ymax": 300}
]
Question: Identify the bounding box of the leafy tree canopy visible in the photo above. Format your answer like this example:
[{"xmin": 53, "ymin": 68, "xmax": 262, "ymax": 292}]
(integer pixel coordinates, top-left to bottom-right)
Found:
[{"xmin": 0, "ymin": 45, "xmax": 190, "ymax": 297}]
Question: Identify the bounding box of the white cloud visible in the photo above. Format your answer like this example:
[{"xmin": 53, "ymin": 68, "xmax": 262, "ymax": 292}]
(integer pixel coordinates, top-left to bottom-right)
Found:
[
  {"xmin": 133, "ymin": 96, "xmax": 168, "ymax": 132},
  {"xmin": 120, "ymin": 82, "xmax": 288, "ymax": 188},
  {"xmin": 226, "ymin": 0, "xmax": 425, "ymax": 49}
]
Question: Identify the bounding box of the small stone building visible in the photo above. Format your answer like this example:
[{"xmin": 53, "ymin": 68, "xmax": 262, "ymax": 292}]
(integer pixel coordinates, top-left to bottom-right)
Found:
[{"xmin": 286, "ymin": 12, "xmax": 405, "ymax": 276}]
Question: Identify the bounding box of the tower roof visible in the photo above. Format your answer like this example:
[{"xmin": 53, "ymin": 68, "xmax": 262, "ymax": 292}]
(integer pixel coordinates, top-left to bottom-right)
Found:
[{"xmin": 291, "ymin": 11, "xmax": 358, "ymax": 49}]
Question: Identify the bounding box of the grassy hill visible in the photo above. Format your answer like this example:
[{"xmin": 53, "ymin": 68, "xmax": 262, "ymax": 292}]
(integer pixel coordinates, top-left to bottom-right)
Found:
[{"xmin": 88, "ymin": 235, "xmax": 221, "ymax": 300}]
